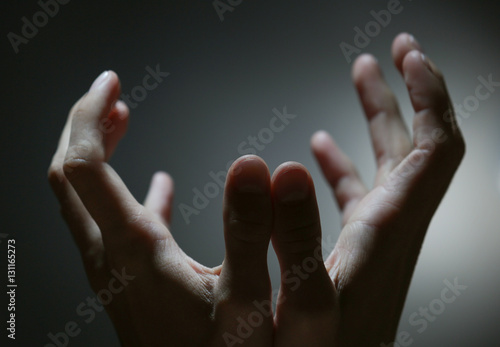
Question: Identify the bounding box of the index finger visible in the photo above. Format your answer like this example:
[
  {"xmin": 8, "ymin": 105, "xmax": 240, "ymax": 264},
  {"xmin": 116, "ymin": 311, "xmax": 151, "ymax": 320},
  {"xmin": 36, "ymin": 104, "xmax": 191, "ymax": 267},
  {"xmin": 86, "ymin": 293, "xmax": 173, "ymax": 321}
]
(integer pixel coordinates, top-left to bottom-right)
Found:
[{"xmin": 63, "ymin": 71, "xmax": 162, "ymax": 250}]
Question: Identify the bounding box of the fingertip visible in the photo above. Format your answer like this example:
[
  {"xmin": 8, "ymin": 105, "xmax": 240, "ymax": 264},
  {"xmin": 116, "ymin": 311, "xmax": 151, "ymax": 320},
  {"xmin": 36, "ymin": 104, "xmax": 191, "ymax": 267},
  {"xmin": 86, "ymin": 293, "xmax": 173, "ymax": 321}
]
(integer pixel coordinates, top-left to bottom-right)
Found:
[
  {"xmin": 88, "ymin": 70, "xmax": 122, "ymax": 105},
  {"xmin": 311, "ymin": 130, "xmax": 332, "ymax": 146},
  {"xmin": 352, "ymin": 54, "xmax": 379, "ymax": 84},
  {"xmin": 392, "ymin": 32, "xmax": 414, "ymax": 52},
  {"xmin": 227, "ymin": 155, "xmax": 270, "ymax": 194},
  {"xmin": 89, "ymin": 70, "xmax": 119, "ymax": 90},
  {"xmin": 402, "ymin": 50, "xmax": 440, "ymax": 87},
  {"xmin": 230, "ymin": 154, "xmax": 267, "ymax": 168},
  {"xmin": 89, "ymin": 71, "xmax": 110, "ymax": 91},
  {"xmin": 153, "ymin": 171, "xmax": 174, "ymax": 190},
  {"xmin": 354, "ymin": 53, "xmax": 377, "ymax": 65},
  {"xmin": 311, "ymin": 130, "xmax": 336, "ymax": 156},
  {"xmin": 272, "ymin": 162, "xmax": 313, "ymax": 204},
  {"xmin": 401, "ymin": 50, "xmax": 423, "ymax": 78},
  {"xmin": 104, "ymin": 70, "xmax": 120, "ymax": 87},
  {"xmin": 311, "ymin": 130, "xmax": 326, "ymax": 142},
  {"xmin": 107, "ymin": 70, "xmax": 122, "ymax": 100},
  {"xmin": 273, "ymin": 161, "xmax": 310, "ymax": 179},
  {"xmin": 144, "ymin": 171, "xmax": 175, "ymax": 226},
  {"xmin": 110, "ymin": 100, "xmax": 130, "ymax": 121},
  {"xmin": 393, "ymin": 33, "xmax": 423, "ymax": 73}
]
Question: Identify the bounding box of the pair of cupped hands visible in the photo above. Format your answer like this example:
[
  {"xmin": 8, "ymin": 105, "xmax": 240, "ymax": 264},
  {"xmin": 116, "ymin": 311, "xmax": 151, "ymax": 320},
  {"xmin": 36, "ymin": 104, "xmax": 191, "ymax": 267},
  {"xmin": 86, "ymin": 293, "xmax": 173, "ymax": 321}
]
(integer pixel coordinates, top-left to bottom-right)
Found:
[{"xmin": 48, "ymin": 34, "xmax": 465, "ymax": 346}]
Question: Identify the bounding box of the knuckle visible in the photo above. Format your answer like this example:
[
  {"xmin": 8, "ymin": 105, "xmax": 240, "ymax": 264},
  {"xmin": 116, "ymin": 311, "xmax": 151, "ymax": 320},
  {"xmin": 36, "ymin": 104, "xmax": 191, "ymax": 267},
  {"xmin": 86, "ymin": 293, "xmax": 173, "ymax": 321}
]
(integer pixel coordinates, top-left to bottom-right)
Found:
[
  {"xmin": 62, "ymin": 140, "xmax": 96, "ymax": 177},
  {"xmin": 276, "ymin": 220, "xmax": 321, "ymax": 254},
  {"xmin": 226, "ymin": 216, "xmax": 272, "ymax": 244},
  {"xmin": 69, "ymin": 95, "xmax": 87, "ymax": 116},
  {"xmin": 62, "ymin": 155, "xmax": 94, "ymax": 178},
  {"xmin": 225, "ymin": 204, "xmax": 272, "ymax": 245},
  {"xmin": 73, "ymin": 105, "xmax": 89, "ymax": 119},
  {"xmin": 224, "ymin": 204, "xmax": 273, "ymax": 244},
  {"xmin": 47, "ymin": 164, "xmax": 64, "ymax": 185}
]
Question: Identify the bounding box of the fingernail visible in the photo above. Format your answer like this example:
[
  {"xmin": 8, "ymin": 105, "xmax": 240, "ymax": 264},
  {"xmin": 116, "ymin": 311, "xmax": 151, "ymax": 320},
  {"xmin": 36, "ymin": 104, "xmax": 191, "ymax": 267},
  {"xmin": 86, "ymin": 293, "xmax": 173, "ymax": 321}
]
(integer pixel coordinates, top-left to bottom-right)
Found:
[
  {"xmin": 275, "ymin": 168, "xmax": 310, "ymax": 203},
  {"xmin": 90, "ymin": 71, "xmax": 110, "ymax": 91},
  {"xmin": 408, "ymin": 34, "xmax": 422, "ymax": 51},
  {"xmin": 232, "ymin": 157, "xmax": 268, "ymax": 194}
]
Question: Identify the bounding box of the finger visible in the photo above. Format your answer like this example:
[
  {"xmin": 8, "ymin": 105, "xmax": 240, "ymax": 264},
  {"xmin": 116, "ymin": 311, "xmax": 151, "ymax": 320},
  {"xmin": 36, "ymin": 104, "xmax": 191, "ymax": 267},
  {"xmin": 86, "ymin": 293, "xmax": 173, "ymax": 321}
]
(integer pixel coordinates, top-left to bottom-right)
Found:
[
  {"xmin": 219, "ymin": 155, "xmax": 272, "ymax": 295},
  {"xmin": 48, "ymin": 98, "xmax": 110, "ymax": 288},
  {"xmin": 104, "ymin": 100, "xmax": 129, "ymax": 161},
  {"xmin": 392, "ymin": 32, "xmax": 423, "ymax": 75},
  {"xmin": 401, "ymin": 50, "xmax": 465, "ymax": 158},
  {"xmin": 215, "ymin": 156, "xmax": 273, "ymax": 343},
  {"xmin": 311, "ymin": 130, "xmax": 367, "ymax": 224},
  {"xmin": 394, "ymin": 33, "xmax": 463, "ymax": 142},
  {"xmin": 144, "ymin": 171, "xmax": 174, "ymax": 226},
  {"xmin": 48, "ymin": 95, "xmax": 103, "ymax": 253},
  {"xmin": 63, "ymin": 71, "xmax": 154, "ymax": 248},
  {"xmin": 48, "ymin": 86, "xmax": 129, "ymax": 257},
  {"xmin": 271, "ymin": 162, "xmax": 336, "ymax": 343},
  {"xmin": 378, "ymin": 50, "xmax": 465, "ymax": 217},
  {"xmin": 352, "ymin": 54, "xmax": 412, "ymax": 185}
]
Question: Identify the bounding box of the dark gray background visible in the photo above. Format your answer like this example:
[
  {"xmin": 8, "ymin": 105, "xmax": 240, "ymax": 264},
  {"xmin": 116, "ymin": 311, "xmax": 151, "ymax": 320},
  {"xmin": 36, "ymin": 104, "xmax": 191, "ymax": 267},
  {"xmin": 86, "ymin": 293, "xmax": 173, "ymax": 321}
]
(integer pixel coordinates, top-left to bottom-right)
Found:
[{"xmin": 2, "ymin": 1, "xmax": 500, "ymax": 346}]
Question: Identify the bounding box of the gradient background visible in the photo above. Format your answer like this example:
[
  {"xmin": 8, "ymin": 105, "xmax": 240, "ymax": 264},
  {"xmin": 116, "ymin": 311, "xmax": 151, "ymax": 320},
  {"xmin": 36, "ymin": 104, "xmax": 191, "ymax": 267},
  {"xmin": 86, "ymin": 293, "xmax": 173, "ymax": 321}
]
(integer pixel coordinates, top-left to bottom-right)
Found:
[{"xmin": 2, "ymin": 1, "xmax": 500, "ymax": 346}]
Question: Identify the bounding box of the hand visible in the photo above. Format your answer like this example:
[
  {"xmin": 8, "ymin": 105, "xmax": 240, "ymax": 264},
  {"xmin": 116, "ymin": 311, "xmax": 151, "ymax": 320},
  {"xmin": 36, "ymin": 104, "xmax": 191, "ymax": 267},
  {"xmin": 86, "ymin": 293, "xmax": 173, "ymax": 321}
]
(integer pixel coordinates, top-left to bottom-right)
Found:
[
  {"xmin": 48, "ymin": 69, "xmax": 337, "ymax": 346},
  {"xmin": 305, "ymin": 33, "xmax": 465, "ymax": 345},
  {"xmin": 48, "ymin": 70, "xmax": 271, "ymax": 346}
]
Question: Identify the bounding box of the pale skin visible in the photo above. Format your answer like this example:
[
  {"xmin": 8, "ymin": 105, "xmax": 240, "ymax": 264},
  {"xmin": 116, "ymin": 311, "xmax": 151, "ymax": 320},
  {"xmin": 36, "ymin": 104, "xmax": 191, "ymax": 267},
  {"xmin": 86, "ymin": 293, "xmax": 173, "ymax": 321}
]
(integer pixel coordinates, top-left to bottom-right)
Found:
[{"xmin": 48, "ymin": 33, "xmax": 465, "ymax": 346}]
